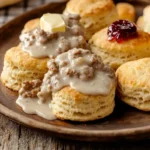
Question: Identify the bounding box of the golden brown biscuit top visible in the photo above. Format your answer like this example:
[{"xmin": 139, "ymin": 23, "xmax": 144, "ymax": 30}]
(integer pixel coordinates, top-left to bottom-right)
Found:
[
  {"xmin": 5, "ymin": 46, "xmax": 49, "ymax": 71},
  {"xmin": 23, "ymin": 18, "xmax": 40, "ymax": 33},
  {"xmin": 90, "ymin": 27, "xmax": 150, "ymax": 55},
  {"xmin": 116, "ymin": 58, "xmax": 150, "ymax": 89},
  {"xmin": 116, "ymin": 2, "xmax": 135, "ymax": 21},
  {"xmin": 65, "ymin": 0, "xmax": 115, "ymax": 17},
  {"xmin": 116, "ymin": 2, "xmax": 135, "ymax": 14}
]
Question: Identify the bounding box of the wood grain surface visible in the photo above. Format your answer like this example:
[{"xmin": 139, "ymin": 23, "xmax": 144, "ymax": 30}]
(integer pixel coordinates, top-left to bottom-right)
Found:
[{"xmin": 1, "ymin": 113, "xmax": 150, "ymax": 150}]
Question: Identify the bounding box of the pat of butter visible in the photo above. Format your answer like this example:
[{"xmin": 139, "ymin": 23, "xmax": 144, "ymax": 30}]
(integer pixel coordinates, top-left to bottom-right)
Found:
[{"xmin": 40, "ymin": 13, "xmax": 66, "ymax": 33}]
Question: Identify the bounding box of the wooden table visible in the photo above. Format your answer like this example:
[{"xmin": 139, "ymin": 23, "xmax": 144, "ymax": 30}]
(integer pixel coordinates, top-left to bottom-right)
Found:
[{"xmin": 0, "ymin": 113, "xmax": 150, "ymax": 150}]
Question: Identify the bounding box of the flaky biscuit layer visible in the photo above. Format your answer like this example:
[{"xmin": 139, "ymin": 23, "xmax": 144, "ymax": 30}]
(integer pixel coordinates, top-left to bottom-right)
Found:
[
  {"xmin": 51, "ymin": 86, "xmax": 116, "ymax": 122},
  {"xmin": 64, "ymin": 0, "xmax": 118, "ymax": 40},
  {"xmin": 116, "ymin": 58, "xmax": 150, "ymax": 111},
  {"xmin": 90, "ymin": 28, "xmax": 150, "ymax": 70},
  {"xmin": 1, "ymin": 46, "xmax": 48, "ymax": 91}
]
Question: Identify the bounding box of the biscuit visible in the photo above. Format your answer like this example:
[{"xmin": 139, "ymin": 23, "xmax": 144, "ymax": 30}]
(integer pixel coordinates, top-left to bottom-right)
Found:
[
  {"xmin": 1, "ymin": 19, "xmax": 47, "ymax": 91},
  {"xmin": 116, "ymin": 58, "xmax": 150, "ymax": 111},
  {"xmin": 136, "ymin": 5, "xmax": 150, "ymax": 33},
  {"xmin": 1, "ymin": 46, "xmax": 48, "ymax": 91},
  {"xmin": 89, "ymin": 28, "xmax": 150, "ymax": 70},
  {"xmin": 64, "ymin": 0, "xmax": 118, "ymax": 40},
  {"xmin": 116, "ymin": 2, "xmax": 135, "ymax": 22},
  {"xmin": 1, "ymin": 14, "xmax": 89, "ymax": 91},
  {"xmin": 143, "ymin": 5, "xmax": 150, "ymax": 33},
  {"xmin": 51, "ymin": 86, "xmax": 115, "ymax": 122},
  {"xmin": 136, "ymin": 16, "xmax": 144, "ymax": 30},
  {"xmin": 35, "ymin": 47, "xmax": 117, "ymax": 121},
  {"xmin": 23, "ymin": 18, "xmax": 40, "ymax": 33}
]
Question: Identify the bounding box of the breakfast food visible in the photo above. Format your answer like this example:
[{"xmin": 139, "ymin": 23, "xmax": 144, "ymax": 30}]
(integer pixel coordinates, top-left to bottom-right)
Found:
[
  {"xmin": 116, "ymin": 58, "xmax": 150, "ymax": 111},
  {"xmin": 143, "ymin": 5, "xmax": 150, "ymax": 33},
  {"xmin": 64, "ymin": 0, "xmax": 118, "ymax": 40},
  {"xmin": 90, "ymin": 20, "xmax": 150, "ymax": 70},
  {"xmin": 2, "ymin": 12, "xmax": 116, "ymax": 122},
  {"xmin": 40, "ymin": 14, "xmax": 66, "ymax": 33},
  {"xmin": 136, "ymin": 16, "xmax": 144, "ymax": 30},
  {"xmin": 1, "ymin": 13, "xmax": 88, "ymax": 91},
  {"xmin": 137, "ymin": 5, "xmax": 150, "ymax": 33},
  {"xmin": 17, "ymin": 48, "xmax": 116, "ymax": 121},
  {"xmin": 1, "ymin": 18, "xmax": 46, "ymax": 91},
  {"xmin": 116, "ymin": 2, "xmax": 135, "ymax": 22},
  {"xmin": 0, "ymin": 0, "xmax": 20, "ymax": 8},
  {"xmin": 23, "ymin": 18, "xmax": 40, "ymax": 33},
  {"xmin": 52, "ymin": 86, "xmax": 115, "ymax": 121},
  {"xmin": 20, "ymin": 13, "xmax": 89, "ymax": 58},
  {"xmin": 1, "ymin": 46, "xmax": 48, "ymax": 91},
  {"xmin": 3, "ymin": 0, "xmax": 150, "ymax": 123}
]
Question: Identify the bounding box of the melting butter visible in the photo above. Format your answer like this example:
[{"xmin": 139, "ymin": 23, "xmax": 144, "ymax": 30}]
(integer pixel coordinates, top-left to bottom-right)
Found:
[{"xmin": 40, "ymin": 13, "xmax": 66, "ymax": 33}]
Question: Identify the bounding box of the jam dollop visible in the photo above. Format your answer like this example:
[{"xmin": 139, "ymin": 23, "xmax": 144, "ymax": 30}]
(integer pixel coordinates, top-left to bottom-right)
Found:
[{"xmin": 107, "ymin": 20, "xmax": 137, "ymax": 43}]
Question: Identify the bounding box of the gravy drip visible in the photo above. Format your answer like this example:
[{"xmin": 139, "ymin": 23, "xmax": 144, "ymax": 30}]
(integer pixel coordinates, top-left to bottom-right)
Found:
[
  {"xmin": 16, "ymin": 96, "xmax": 56, "ymax": 120},
  {"xmin": 38, "ymin": 48, "xmax": 115, "ymax": 102},
  {"xmin": 16, "ymin": 48, "xmax": 115, "ymax": 120}
]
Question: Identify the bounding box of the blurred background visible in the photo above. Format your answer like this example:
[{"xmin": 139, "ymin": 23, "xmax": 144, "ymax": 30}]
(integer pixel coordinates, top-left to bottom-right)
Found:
[
  {"xmin": 0, "ymin": 0, "xmax": 149, "ymax": 27},
  {"xmin": 0, "ymin": 0, "xmax": 55, "ymax": 26}
]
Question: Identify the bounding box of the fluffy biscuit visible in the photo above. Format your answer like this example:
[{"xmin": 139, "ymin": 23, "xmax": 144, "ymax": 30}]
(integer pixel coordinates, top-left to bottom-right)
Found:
[
  {"xmin": 1, "ymin": 46, "xmax": 49, "ymax": 91},
  {"xmin": 64, "ymin": 0, "xmax": 118, "ymax": 40},
  {"xmin": 116, "ymin": 58, "xmax": 150, "ymax": 111},
  {"xmin": 51, "ymin": 86, "xmax": 115, "ymax": 122},
  {"xmin": 143, "ymin": 5, "xmax": 150, "ymax": 33},
  {"xmin": 136, "ymin": 5, "xmax": 150, "ymax": 33},
  {"xmin": 89, "ymin": 28, "xmax": 150, "ymax": 70},
  {"xmin": 116, "ymin": 2, "xmax": 135, "ymax": 22},
  {"xmin": 1, "ymin": 19, "xmax": 47, "ymax": 91},
  {"xmin": 136, "ymin": 16, "xmax": 144, "ymax": 30},
  {"xmin": 22, "ymin": 18, "xmax": 40, "ymax": 33}
]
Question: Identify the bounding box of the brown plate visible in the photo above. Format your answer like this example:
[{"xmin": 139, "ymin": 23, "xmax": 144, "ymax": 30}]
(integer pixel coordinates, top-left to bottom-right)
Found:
[{"xmin": 0, "ymin": 0, "xmax": 150, "ymax": 142}]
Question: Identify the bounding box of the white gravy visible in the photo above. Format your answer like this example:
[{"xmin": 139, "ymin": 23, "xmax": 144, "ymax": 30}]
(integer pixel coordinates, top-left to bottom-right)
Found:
[
  {"xmin": 21, "ymin": 40, "xmax": 58, "ymax": 58},
  {"xmin": 20, "ymin": 14, "xmax": 87, "ymax": 58},
  {"xmin": 38, "ymin": 49, "xmax": 115, "ymax": 102},
  {"xmin": 55, "ymin": 50, "xmax": 114, "ymax": 95},
  {"xmin": 16, "ymin": 96, "xmax": 56, "ymax": 120}
]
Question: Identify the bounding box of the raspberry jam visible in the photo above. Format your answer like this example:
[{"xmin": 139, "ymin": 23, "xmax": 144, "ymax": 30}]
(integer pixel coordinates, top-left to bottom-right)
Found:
[{"xmin": 107, "ymin": 20, "xmax": 137, "ymax": 43}]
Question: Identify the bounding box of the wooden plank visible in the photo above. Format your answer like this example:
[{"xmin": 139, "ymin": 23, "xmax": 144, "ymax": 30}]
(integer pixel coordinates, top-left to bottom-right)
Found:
[
  {"xmin": 0, "ymin": 114, "xmax": 19, "ymax": 150},
  {"xmin": 1, "ymin": 113, "xmax": 150, "ymax": 150}
]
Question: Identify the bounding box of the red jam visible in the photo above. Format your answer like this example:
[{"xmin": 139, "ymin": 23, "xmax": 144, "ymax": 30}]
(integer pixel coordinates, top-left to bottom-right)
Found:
[{"xmin": 107, "ymin": 20, "xmax": 137, "ymax": 43}]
